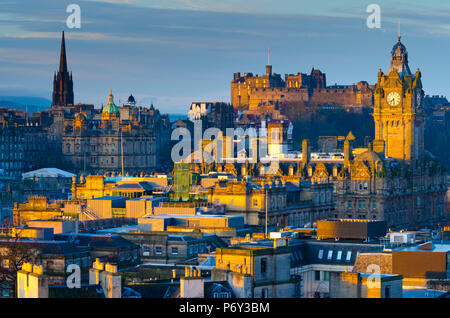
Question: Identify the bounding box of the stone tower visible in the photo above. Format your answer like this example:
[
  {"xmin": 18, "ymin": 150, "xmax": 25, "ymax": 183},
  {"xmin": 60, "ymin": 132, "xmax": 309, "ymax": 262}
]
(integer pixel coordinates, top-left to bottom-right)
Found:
[
  {"xmin": 372, "ymin": 35, "xmax": 425, "ymax": 161},
  {"xmin": 52, "ymin": 30, "xmax": 74, "ymax": 106}
]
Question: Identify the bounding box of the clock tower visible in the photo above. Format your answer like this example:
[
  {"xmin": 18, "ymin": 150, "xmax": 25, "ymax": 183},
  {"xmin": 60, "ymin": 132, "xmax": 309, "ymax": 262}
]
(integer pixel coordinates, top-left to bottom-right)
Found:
[{"xmin": 373, "ymin": 35, "xmax": 425, "ymax": 161}]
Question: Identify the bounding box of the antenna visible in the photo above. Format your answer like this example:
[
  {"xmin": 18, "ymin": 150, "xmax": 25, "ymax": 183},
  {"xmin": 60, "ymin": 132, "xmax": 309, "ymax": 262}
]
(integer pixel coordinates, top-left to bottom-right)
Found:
[
  {"xmin": 398, "ymin": 18, "xmax": 401, "ymax": 40},
  {"xmin": 268, "ymin": 48, "xmax": 270, "ymax": 65}
]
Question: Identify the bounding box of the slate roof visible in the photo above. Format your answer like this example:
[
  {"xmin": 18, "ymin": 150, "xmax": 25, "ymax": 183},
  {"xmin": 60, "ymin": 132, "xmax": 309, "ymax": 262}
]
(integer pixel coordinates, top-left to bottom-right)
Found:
[
  {"xmin": 125, "ymin": 282, "xmax": 179, "ymax": 298},
  {"xmin": 0, "ymin": 239, "xmax": 89, "ymax": 256},
  {"xmin": 49, "ymin": 284, "xmax": 104, "ymax": 298},
  {"xmin": 288, "ymin": 239, "xmax": 383, "ymax": 268},
  {"xmin": 110, "ymin": 182, "xmax": 158, "ymax": 192},
  {"xmin": 54, "ymin": 233, "xmax": 138, "ymax": 250},
  {"xmin": 124, "ymin": 280, "xmax": 234, "ymax": 298},
  {"xmin": 204, "ymin": 281, "xmax": 234, "ymax": 298}
]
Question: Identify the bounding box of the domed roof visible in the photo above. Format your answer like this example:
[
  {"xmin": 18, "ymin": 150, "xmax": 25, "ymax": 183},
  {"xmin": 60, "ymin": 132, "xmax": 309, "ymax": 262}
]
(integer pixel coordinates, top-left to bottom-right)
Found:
[
  {"xmin": 388, "ymin": 36, "xmax": 411, "ymax": 77},
  {"xmin": 391, "ymin": 36, "xmax": 408, "ymax": 56},
  {"xmin": 102, "ymin": 90, "xmax": 120, "ymax": 115},
  {"xmin": 127, "ymin": 94, "xmax": 136, "ymax": 105}
]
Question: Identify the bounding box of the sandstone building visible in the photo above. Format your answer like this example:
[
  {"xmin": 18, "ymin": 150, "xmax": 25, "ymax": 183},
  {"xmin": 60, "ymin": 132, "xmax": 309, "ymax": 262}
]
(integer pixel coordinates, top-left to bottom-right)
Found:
[
  {"xmin": 41, "ymin": 31, "xmax": 172, "ymax": 174},
  {"xmin": 331, "ymin": 36, "xmax": 447, "ymax": 228},
  {"xmin": 231, "ymin": 65, "xmax": 374, "ymax": 110},
  {"xmin": 62, "ymin": 91, "xmax": 166, "ymax": 174}
]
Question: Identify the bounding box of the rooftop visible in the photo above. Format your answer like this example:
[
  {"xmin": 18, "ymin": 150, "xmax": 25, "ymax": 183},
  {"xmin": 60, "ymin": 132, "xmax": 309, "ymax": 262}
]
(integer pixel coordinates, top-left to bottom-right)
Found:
[
  {"xmin": 393, "ymin": 241, "xmax": 450, "ymax": 253},
  {"xmin": 89, "ymin": 196, "xmax": 128, "ymax": 201}
]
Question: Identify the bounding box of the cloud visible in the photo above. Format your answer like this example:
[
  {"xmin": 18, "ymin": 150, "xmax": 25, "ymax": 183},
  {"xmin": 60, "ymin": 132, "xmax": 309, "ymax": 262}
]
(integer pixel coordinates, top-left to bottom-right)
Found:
[
  {"xmin": 0, "ymin": 0, "xmax": 448, "ymax": 113},
  {"xmin": 0, "ymin": 48, "xmax": 55, "ymax": 65}
]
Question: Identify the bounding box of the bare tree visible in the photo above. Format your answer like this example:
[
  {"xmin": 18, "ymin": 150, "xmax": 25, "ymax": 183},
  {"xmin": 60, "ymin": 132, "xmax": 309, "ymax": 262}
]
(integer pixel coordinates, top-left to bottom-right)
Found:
[{"xmin": 0, "ymin": 229, "xmax": 37, "ymax": 298}]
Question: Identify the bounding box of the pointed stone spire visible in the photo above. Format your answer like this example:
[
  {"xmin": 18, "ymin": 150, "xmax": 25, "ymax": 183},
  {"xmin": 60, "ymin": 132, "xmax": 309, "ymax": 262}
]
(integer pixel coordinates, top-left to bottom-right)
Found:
[
  {"xmin": 59, "ymin": 30, "xmax": 68, "ymax": 73},
  {"xmin": 52, "ymin": 30, "xmax": 74, "ymax": 106}
]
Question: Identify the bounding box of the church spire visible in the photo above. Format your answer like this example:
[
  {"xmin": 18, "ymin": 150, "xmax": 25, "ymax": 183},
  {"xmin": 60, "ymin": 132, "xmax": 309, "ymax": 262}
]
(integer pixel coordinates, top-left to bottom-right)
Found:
[
  {"xmin": 52, "ymin": 30, "xmax": 74, "ymax": 106},
  {"xmin": 59, "ymin": 30, "xmax": 68, "ymax": 73}
]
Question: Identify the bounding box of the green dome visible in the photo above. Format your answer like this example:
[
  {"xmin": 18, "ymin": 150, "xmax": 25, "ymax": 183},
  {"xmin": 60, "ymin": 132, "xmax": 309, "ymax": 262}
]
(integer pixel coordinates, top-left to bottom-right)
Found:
[{"xmin": 102, "ymin": 90, "xmax": 119, "ymax": 115}]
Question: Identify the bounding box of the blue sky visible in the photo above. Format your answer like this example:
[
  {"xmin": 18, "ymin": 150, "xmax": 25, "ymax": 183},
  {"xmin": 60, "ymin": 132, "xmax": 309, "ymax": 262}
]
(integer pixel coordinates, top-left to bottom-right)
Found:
[{"xmin": 0, "ymin": 0, "xmax": 449, "ymax": 113}]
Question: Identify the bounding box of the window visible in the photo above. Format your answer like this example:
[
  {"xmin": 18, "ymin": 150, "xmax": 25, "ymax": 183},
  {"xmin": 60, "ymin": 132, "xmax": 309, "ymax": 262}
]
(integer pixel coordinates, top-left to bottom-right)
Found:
[
  {"xmin": 1, "ymin": 284, "xmax": 9, "ymax": 297},
  {"xmin": 318, "ymin": 250, "xmax": 324, "ymax": 259},
  {"xmin": 323, "ymin": 271, "xmax": 330, "ymax": 281},
  {"xmin": 346, "ymin": 251, "xmax": 352, "ymax": 261},
  {"xmin": 260, "ymin": 258, "xmax": 267, "ymax": 274},
  {"xmin": 171, "ymin": 247, "xmax": 178, "ymax": 255},
  {"xmin": 347, "ymin": 200, "xmax": 352, "ymax": 209},
  {"xmin": 314, "ymin": 271, "xmax": 321, "ymax": 281},
  {"xmin": 48, "ymin": 261, "xmax": 61, "ymax": 273},
  {"xmin": 261, "ymin": 288, "xmax": 268, "ymax": 298},
  {"xmin": 372, "ymin": 201, "xmax": 377, "ymax": 209},
  {"xmin": 155, "ymin": 246, "xmax": 162, "ymax": 255},
  {"xmin": 336, "ymin": 251, "xmax": 342, "ymax": 260},
  {"xmin": 1, "ymin": 259, "xmax": 9, "ymax": 269},
  {"xmin": 385, "ymin": 285, "xmax": 391, "ymax": 298},
  {"xmin": 327, "ymin": 250, "xmax": 333, "ymax": 260},
  {"xmin": 142, "ymin": 245, "xmax": 150, "ymax": 256}
]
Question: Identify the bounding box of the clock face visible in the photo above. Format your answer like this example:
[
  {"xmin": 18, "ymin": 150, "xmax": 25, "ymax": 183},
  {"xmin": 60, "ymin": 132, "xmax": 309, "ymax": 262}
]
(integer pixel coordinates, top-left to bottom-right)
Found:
[{"xmin": 387, "ymin": 92, "xmax": 401, "ymax": 106}]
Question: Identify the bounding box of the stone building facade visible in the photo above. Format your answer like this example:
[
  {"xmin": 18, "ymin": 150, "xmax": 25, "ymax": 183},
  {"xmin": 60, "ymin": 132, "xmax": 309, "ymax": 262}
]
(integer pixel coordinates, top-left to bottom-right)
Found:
[
  {"xmin": 231, "ymin": 65, "xmax": 374, "ymax": 110},
  {"xmin": 29, "ymin": 31, "xmax": 172, "ymax": 174},
  {"xmin": 62, "ymin": 91, "xmax": 166, "ymax": 174},
  {"xmin": 330, "ymin": 36, "xmax": 447, "ymax": 228}
]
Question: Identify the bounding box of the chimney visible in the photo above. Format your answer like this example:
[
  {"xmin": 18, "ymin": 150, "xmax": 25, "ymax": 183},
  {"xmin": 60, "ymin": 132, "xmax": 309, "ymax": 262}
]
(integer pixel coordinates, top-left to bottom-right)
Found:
[
  {"xmin": 17, "ymin": 262, "xmax": 48, "ymax": 298},
  {"xmin": 89, "ymin": 259, "xmax": 121, "ymax": 298},
  {"xmin": 89, "ymin": 258, "xmax": 104, "ymax": 285},
  {"xmin": 180, "ymin": 267, "xmax": 204, "ymax": 298},
  {"xmin": 102, "ymin": 263, "xmax": 121, "ymax": 298}
]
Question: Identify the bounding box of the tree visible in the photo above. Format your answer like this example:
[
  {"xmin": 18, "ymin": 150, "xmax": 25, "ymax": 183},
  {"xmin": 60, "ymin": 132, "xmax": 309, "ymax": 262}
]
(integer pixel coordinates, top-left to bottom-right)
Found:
[{"xmin": 0, "ymin": 229, "xmax": 37, "ymax": 298}]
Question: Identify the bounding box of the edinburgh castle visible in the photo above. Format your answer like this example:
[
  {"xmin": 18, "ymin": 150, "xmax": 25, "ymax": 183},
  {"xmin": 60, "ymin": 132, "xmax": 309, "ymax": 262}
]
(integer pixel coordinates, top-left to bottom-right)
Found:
[{"xmin": 231, "ymin": 64, "xmax": 374, "ymax": 111}]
